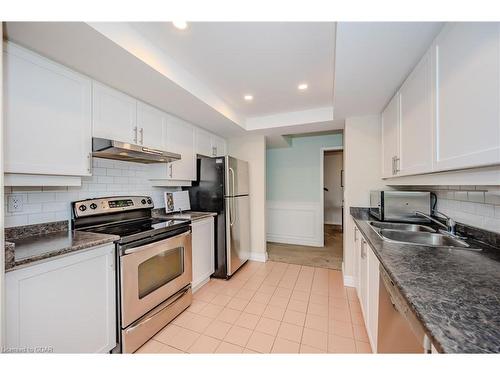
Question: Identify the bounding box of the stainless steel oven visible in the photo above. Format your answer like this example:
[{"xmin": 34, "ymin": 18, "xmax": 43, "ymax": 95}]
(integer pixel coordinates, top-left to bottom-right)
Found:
[{"xmin": 72, "ymin": 196, "xmax": 193, "ymax": 353}]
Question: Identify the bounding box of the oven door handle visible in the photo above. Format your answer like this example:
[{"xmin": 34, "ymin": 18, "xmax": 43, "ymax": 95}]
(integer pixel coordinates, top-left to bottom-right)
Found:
[
  {"xmin": 123, "ymin": 231, "xmax": 190, "ymax": 255},
  {"xmin": 125, "ymin": 286, "xmax": 191, "ymax": 333}
]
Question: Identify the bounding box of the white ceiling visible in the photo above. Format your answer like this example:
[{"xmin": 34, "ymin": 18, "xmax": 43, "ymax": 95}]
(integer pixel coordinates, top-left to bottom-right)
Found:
[
  {"xmin": 4, "ymin": 21, "xmax": 446, "ymax": 145},
  {"xmin": 333, "ymin": 22, "xmax": 444, "ymax": 119},
  {"xmin": 129, "ymin": 22, "xmax": 336, "ymax": 118}
]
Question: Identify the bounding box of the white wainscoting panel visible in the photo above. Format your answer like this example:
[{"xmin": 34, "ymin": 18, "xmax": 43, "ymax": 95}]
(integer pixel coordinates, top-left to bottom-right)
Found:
[{"xmin": 266, "ymin": 201, "xmax": 323, "ymax": 247}]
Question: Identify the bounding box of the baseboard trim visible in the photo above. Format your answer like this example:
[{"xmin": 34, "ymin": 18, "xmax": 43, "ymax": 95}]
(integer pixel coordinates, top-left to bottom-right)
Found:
[
  {"xmin": 249, "ymin": 251, "xmax": 268, "ymax": 263},
  {"xmin": 266, "ymin": 235, "xmax": 323, "ymax": 247},
  {"xmin": 342, "ymin": 262, "xmax": 356, "ymax": 287},
  {"xmin": 192, "ymin": 276, "xmax": 211, "ymax": 293}
]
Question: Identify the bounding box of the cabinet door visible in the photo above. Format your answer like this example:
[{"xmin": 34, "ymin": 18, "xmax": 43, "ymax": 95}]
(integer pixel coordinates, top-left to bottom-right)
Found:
[
  {"xmin": 367, "ymin": 246, "xmax": 380, "ymax": 353},
  {"xmin": 195, "ymin": 127, "xmax": 213, "ymax": 157},
  {"xmin": 359, "ymin": 237, "xmax": 369, "ymax": 320},
  {"xmin": 136, "ymin": 101, "xmax": 166, "ymax": 150},
  {"xmin": 6, "ymin": 244, "xmax": 116, "ymax": 353},
  {"xmin": 166, "ymin": 116, "xmax": 196, "ymax": 181},
  {"xmin": 212, "ymin": 135, "xmax": 227, "ymax": 157},
  {"xmin": 353, "ymin": 224, "xmax": 360, "ymax": 293},
  {"xmin": 399, "ymin": 49, "xmax": 434, "ymax": 176},
  {"xmin": 3, "ymin": 42, "xmax": 92, "ymax": 176},
  {"xmin": 434, "ymin": 22, "xmax": 500, "ymax": 170},
  {"xmin": 191, "ymin": 217, "xmax": 215, "ymax": 291},
  {"xmin": 92, "ymin": 82, "xmax": 137, "ymax": 144},
  {"xmin": 381, "ymin": 93, "xmax": 400, "ymax": 177}
]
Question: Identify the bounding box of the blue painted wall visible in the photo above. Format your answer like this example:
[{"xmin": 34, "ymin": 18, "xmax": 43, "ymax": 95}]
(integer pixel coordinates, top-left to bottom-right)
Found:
[{"xmin": 266, "ymin": 133, "xmax": 343, "ymax": 202}]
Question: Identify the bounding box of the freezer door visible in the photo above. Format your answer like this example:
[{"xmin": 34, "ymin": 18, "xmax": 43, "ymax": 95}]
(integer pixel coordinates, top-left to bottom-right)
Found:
[
  {"xmin": 225, "ymin": 156, "xmax": 249, "ymax": 197},
  {"xmin": 225, "ymin": 195, "xmax": 250, "ymax": 276}
]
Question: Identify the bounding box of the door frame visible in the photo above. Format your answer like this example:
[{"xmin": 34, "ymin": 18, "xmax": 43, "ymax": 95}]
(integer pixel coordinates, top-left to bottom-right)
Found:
[{"xmin": 320, "ymin": 146, "xmax": 344, "ymax": 246}]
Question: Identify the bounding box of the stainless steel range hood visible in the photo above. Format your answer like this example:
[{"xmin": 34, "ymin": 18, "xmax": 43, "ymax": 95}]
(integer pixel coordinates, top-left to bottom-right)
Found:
[{"xmin": 92, "ymin": 138, "xmax": 181, "ymax": 164}]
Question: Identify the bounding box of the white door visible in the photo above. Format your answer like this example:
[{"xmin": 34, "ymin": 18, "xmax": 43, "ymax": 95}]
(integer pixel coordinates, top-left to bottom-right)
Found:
[
  {"xmin": 381, "ymin": 93, "xmax": 400, "ymax": 177},
  {"xmin": 367, "ymin": 246, "xmax": 380, "ymax": 352},
  {"xmin": 191, "ymin": 217, "xmax": 215, "ymax": 290},
  {"xmin": 399, "ymin": 49, "xmax": 434, "ymax": 176},
  {"xmin": 3, "ymin": 42, "xmax": 92, "ymax": 176},
  {"xmin": 136, "ymin": 101, "xmax": 166, "ymax": 150},
  {"xmin": 434, "ymin": 22, "xmax": 500, "ymax": 170},
  {"xmin": 212, "ymin": 135, "xmax": 227, "ymax": 157},
  {"xmin": 195, "ymin": 127, "xmax": 213, "ymax": 157},
  {"xmin": 166, "ymin": 116, "xmax": 196, "ymax": 181},
  {"xmin": 5, "ymin": 244, "xmax": 116, "ymax": 353},
  {"xmin": 92, "ymin": 82, "xmax": 137, "ymax": 144}
]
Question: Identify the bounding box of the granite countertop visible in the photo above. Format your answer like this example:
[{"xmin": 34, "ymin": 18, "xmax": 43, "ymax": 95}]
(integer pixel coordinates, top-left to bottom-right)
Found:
[
  {"xmin": 152, "ymin": 208, "xmax": 217, "ymax": 222},
  {"xmin": 350, "ymin": 207, "xmax": 500, "ymax": 353},
  {"xmin": 5, "ymin": 221, "xmax": 119, "ymax": 272}
]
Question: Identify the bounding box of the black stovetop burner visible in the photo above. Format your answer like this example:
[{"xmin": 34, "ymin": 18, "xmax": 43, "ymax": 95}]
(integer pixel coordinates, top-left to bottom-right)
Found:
[{"xmin": 83, "ymin": 217, "xmax": 189, "ymax": 238}]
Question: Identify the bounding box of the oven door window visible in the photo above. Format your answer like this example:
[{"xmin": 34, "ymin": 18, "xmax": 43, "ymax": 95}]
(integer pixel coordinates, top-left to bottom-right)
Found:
[{"xmin": 138, "ymin": 246, "xmax": 184, "ymax": 299}]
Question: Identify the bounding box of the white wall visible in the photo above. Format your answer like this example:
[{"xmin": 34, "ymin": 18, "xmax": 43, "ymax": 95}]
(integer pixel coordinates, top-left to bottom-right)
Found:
[
  {"xmin": 266, "ymin": 133, "xmax": 343, "ymax": 247},
  {"xmin": 324, "ymin": 152, "xmax": 343, "ymax": 225},
  {"xmin": 4, "ymin": 158, "xmax": 178, "ymax": 228},
  {"xmin": 227, "ymin": 135, "xmax": 267, "ymax": 262},
  {"xmin": 343, "ymin": 115, "xmax": 386, "ymax": 285}
]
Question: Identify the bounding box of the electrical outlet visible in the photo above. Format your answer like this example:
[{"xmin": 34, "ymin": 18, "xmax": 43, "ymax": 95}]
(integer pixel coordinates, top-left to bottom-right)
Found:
[{"xmin": 8, "ymin": 194, "xmax": 24, "ymax": 213}]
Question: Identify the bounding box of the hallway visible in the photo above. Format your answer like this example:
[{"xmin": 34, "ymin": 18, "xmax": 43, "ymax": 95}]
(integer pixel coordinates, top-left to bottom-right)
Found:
[{"xmin": 267, "ymin": 224, "xmax": 343, "ymax": 270}]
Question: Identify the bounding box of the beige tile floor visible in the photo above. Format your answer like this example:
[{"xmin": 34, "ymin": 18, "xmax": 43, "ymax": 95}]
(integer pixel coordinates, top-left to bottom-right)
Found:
[{"xmin": 135, "ymin": 260, "xmax": 372, "ymax": 354}]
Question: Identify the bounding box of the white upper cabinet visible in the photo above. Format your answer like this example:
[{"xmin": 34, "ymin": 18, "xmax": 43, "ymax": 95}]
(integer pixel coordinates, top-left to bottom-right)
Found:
[
  {"xmin": 381, "ymin": 93, "xmax": 400, "ymax": 178},
  {"xmin": 136, "ymin": 101, "xmax": 167, "ymax": 150},
  {"xmin": 3, "ymin": 42, "xmax": 92, "ymax": 176},
  {"xmin": 92, "ymin": 82, "xmax": 137, "ymax": 144},
  {"xmin": 196, "ymin": 127, "xmax": 214, "ymax": 157},
  {"xmin": 165, "ymin": 116, "xmax": 196, "ymax": 181},
  {"xmin": 399, "ymin": 48, "xmax": 434, "ymax": 176},
  {"xmin": 212, "ymin": 135, "xmax": 227, "ymax": 157},
  {"xmin": 434, "ymin": 22, "xmax": 500, "ymax": 171},
  {"xmin": 196, "ymin": 128, "xmax": 227, "ymax": 157}
]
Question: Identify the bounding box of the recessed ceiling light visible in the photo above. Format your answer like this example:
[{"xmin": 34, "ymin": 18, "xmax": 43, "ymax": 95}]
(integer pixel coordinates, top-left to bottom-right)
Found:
[
  {"xmin": 173, "ymin": 21, "xmax": 188, "ymax": 30},
  {"xmin": 244, "ymin": 94, "xmax": 253, "ymax": 101},
  {"xmin": 298, "ymin": 83, "xmax": 308, "ymax": 90}
]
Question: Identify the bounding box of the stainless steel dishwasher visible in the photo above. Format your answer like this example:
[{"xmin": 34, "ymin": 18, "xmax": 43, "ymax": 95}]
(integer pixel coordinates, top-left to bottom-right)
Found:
[{"xmin": 377, "ymin": 266, "xmax": 433, "ymax": 353}]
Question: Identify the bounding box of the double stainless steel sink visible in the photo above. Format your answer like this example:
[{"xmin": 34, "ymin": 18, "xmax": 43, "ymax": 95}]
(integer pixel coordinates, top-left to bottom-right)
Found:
[{"xmin": 369, "ymin": 221, "xmax": 480, "ymax": 251}]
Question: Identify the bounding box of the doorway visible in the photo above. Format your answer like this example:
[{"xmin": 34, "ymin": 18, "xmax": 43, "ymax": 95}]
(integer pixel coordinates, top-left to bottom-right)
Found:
[{"xmin": 266, "ymin": 146, "xmax": 344, "ymax": 270}]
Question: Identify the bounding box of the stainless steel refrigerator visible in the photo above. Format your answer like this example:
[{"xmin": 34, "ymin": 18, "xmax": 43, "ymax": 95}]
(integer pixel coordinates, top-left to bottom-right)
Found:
[{"xmin": 185, "ymin": 155, "xmax": 250, "ymax": 278}]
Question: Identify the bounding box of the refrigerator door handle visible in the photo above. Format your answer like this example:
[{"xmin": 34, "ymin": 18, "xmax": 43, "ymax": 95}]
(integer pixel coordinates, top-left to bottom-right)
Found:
[
  {"xmin": 229, "ymin": 167, "xmax": 236, "ymax": 226},
  {"xmin": 229, "ymin": 167, "xmax": 235, "ymax": 197}
]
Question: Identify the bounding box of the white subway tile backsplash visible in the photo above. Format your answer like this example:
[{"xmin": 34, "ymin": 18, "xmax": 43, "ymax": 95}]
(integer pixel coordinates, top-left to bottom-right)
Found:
[
  {"xmin": 399, "ymin": 185, "xmax": 500, "ymax": 234},
  {"xmin": 4, "ymin": 157, "xmax": 180, "ymax": 228},
  {"xmin": 467, "ymin": 191, "xmax": 485, "ymax": 203}
]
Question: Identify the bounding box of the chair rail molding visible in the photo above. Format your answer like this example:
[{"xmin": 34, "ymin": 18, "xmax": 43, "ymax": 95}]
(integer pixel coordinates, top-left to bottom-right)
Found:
[{"xmin": 266, "ymin": 200, "xmax": 323, "ymax": 247}]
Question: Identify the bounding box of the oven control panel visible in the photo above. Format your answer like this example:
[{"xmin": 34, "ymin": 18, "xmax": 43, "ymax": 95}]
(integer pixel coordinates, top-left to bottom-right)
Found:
[{"xmin": 73, "ymin": 196, "xmax": 154, "ymax": 218}]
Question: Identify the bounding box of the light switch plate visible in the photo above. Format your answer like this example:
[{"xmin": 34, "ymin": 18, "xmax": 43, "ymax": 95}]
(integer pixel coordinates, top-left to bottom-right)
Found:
[{"xmin": 8, "ymin": 194, "xmax": 24, "ymax": 213}]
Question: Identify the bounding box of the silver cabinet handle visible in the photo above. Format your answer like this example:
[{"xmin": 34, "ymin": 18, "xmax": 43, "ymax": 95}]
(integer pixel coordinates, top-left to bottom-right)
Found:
[
  {"xmin": 361, "ymin": 239, "xmax": 367, "ymax": 259},
  {"xmin": 140, "ymin": 127, "xmax": 144, "ymax": 144},
  {"xmin": 87, "ymin": 153, "xmax": 92, "ymax": 174},
  {"xmin": 392, "ymin": 156, "xmax": 395, "ymax": 175},
  {"xmin": 212, "ymin": 146, "xmax": 217, "ymax": 157},
  {"xmin": 354, "ymin": 226, "xmax": 358, "ymax": 242},
  {"xmin": 133, "ymin": 126, "xmax": 138, "ymax": 144},
  {"xmin": 169, "ymin": 164, "xmax": 173, "ymax": 178},
  {"xmin": 395, "ymin": 157, "xmax": 400, "ymax": 174}
]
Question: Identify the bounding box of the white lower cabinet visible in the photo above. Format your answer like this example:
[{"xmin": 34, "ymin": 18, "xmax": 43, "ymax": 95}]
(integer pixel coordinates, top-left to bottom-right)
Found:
[
  {"xmin": 354, "ymin": 224, "xmax": 380, "ymax": 353},
  {"xmin": 6, "ymin": 244, "xmax": 116, "ymax": 353},
  {"xmin": 366, "ymin": 243, "xmax": 380, "ymax": 352},
  {"xmin": 191, "ymin": 217, "xmax": 215, "ymax": 291}
]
